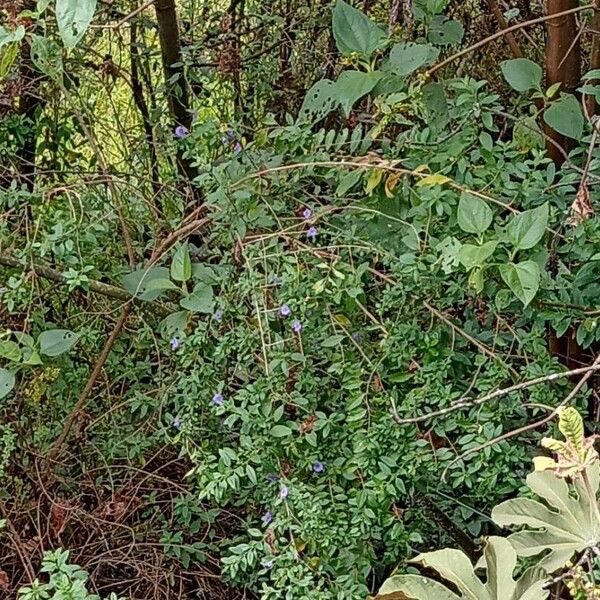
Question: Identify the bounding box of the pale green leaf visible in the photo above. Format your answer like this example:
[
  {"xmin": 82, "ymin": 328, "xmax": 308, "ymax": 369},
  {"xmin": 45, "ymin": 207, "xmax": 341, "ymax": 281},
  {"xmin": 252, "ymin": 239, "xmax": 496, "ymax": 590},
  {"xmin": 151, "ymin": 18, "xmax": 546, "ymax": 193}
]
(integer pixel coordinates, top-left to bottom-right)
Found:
[
  {"xmin": 0, "ymin": 340, "xmax": 21, "ymax": 363},
  {"xmin": 427, "ymin": 16, "xmax": 463, "ymax": 46},
  {"xmin": 499, "ymin": 261, "xmax": 540, "ymax": 307},
  {"xmin": 385, "ymin": 42, "xmax": 439, "ymax": 77},
  {"xmin": 506, "ymin": 203, "xmax": 548, "ymax": 251},
  {"xmin": 458, "ymin": 241, "xmax": 498, "ymax": 271},
  {"xmin": 56, "ymin": 0, "xmax": 97, "ymax": 48},
  {"xmin": 457, "ymin": 192, "xmax": 493, "ymax": 234},
  {"xmin": 0, "ymin": 368, "xmax": 15, "ymax": 400},
  {"xmin": 171, "ymin": 243, "xmax": 192, "ymax": 282},
  {"xmin": 270, "ymin": 425, "xmax": 292, "ymax": 438},
  {"xmin": 501, "ymin": 59, "xmax": 542, "ymax": 92},
  {"xmin": 38, "ymin": 329, "xmax": 81, "ymax": 357},
  {"xmin": 179, "ymin": 284, "xmax": 214, "ymax": 313},
  {"xmin": 122, "ymin": 266, "xmax": 171, "ymax": 301}
]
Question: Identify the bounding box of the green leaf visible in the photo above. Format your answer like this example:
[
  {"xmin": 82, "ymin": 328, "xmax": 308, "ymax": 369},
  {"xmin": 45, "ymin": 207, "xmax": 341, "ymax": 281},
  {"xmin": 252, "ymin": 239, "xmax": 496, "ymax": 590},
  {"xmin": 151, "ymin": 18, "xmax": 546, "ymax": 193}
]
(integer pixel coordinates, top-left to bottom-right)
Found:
[
  {"xmin": 56, "ymin": 0, "xmax": 97, "ymax": 48},
  {"xmin": 144, "ymin": 278, "xmax": 180, "ymax": 293},
  {"xmin": 179, "ymin": 284, "xmax": 214, "ymax": 313},
  {"xmin": 334, "ymin": 70, "xmax": 383, "ymax": 117},
  {"xmin": 159, "ymin": 310, "xmax": 189, "ymax": 338},
  {"xmin": 423, "ymin": 82, "xmax": 449, "ymax": 132},
  {"xmin": 385, "ymin": 42, "xmax": 439, "ymax": 77},
  {"xmin": 376, "ymin": 537, "xmax": 548, "ymax": 600},
  {"xmin": 332, "ymin": 0, "xmax": 387, "ymax": 56},
  {"xmin": 298, "ymin": 79, "xmax": 339, "ymax": 124},
  {"xmin": 501, "ymin": 58, "xmax": 542, "ymax": 92},
  {"xmin": 458, "ymin": 241, "xmax": 498, "ymax": 271},
  {"xmin": 171, "ymin": 243, "xmax": 192, "ymax": 282},
  {"xmin": 270, "ymin": 425, "xmax": 292, "ymax": 438},
  {"xmin": 0, "ymin": 368, "xmax": 15, "ymax": 400},
  {"xmin": 30, "ymin": 35, "xmax": 63, "ymax": 81},
  {"xmin": 544, "ymin": 94, "xmax": 584, "ymax": 141},
  {"xmin": 0, "ymin": 340, "xmax": 21, "ymax": 362},
  {"xmin": 506, "ymin": 203, "xmax": 548, "ymax": 250},
  {"xmin": 122, "ymin": 266, "xmax": 171, "ymax": 301},
  {"xmin": 323, "ymin": 334, "xmax": 344, "ymax": 347},
  {"xmin": 457, "ymin": 192, "xmax": 493, "ymax": 234},
  {"xmin": 427, "ymin": 16, "xmax": 464, "ymax": 46},
  {"xmin": 0, "ymin": 25, "xmax": 25, "ymax": 49},
  {"xmin": 499, "ymin": 261, "xmax": 540, "ymax": 307},
  {"xmin": 38, "ymin": 329, "xmax": 81, "ymax": 357},
  {"xmin": 492, "ymin": 463, "xmax": 600, "ymax": 573}
]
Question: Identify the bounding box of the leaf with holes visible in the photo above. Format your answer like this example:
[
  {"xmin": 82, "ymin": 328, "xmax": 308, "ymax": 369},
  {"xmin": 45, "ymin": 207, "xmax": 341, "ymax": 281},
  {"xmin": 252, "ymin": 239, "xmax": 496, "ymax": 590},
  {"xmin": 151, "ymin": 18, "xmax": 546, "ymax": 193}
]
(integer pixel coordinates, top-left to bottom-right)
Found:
[
  {"xmin": 376, "ymin": 536, "xmax": 548, "ymax": 600},
  {"xmin": 385, "ymin": 42, "xmax": 439, "ymax": 77},
  {"xmin": 0, "ymin": 369, "xmax": 15, "ymax": 400},
  {"xmin": 298, "ymin": 79, "xmax": 339, "ymax": 124},
  {"xmin": 332, "ymin": 0, "xmax": 387, "ymax": 56},
  {"xmin": 335, "ymin": 70, "xmax": 383, "ymax": 117},
  {"xmin": 38, "ymin": 329, "xmax": 81, "ymax": 357},
  {"xmin": 56, "ymin": 0, "xmax": 97, "ymax": 48},
  {"xmin": 501, "ymin": 58, "xmax": 543, "ymax": 92},
  {"xmin": 427, "ymin": 16, "xmax": 464, "ymax": 46},
  {"xmin": 499, "ymin": 261, "xmax": 540, "ymax": 307},
  {"xmin": 544, "ymin": 94, "xmax": 584, "ymax": 141},
  {"xmin": 492, "ymin": 463, "xmax": 600, "ymax": 573}
]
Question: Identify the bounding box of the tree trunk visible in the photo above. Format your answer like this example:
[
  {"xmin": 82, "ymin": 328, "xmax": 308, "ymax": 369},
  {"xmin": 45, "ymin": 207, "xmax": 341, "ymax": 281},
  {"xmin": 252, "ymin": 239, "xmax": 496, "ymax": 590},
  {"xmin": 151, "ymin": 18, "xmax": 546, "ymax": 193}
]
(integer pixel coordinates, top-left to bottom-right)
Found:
[{"xmin": 544, "ymin": 0, "xmax": 581, "ymax": 166}]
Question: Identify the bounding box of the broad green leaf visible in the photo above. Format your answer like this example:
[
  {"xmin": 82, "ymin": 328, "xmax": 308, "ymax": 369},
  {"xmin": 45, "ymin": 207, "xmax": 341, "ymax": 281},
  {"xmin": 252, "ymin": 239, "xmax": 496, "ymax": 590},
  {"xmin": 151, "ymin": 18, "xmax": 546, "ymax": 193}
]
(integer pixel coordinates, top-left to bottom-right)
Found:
[
  {"xmin": 544, "ymin": 94, "xmax": 584, "ymax": 141},
  {"xmin": 0, "ymin": 340, "xmax": 21, "ymax": 362},
  {"xmin": 323, "ymin": 334, "xmax": 344, "ymax": 347},
  {"xmin": 506, "ymin": 203, "xmax": 548, "ymax": 250},
  {"xmin": 385, "ymin": 42, "xmax": 439, "ymax": 77},
  {"xmin": 457, "ymin": 192, "xmax": 493, "ymax": 234},
  {"xmin": 334, "ymin": 70, "xmax": 383, "ymax": 117},
  {"xmin": 144, "ymin": 278, "xmax": 180, "ymax": 293},
  {"xmin": 159, "ymin": 310, "xmax": 189, "ymax": 338},
  {"xmin": 38, "ymin": 329, "xmax": 81, "ymax": 357},
  {"xmin": 376, "ymin": 537, "xmax": 548, "ymax": 600},
  {"xmin": 332, "ymin": 0, "xmax": 387, "ymax": 56},
  {"xmin": 458, "ymin": 241, "xmax": 498, "ymax": 271},
  {"xmin": 417, "ymin": 173, "xmax": 451, "ymax": 187},
  {"xmin": 56, "ymin": 0, "xmax": 97, "ymax": 48},
  {"xmin": 427, "ymin": 16, "xmax": 464, "ymax": 46},
  {"xmin": 179, "ymin": 284, "xmax": 214, "ymax": 313},
  {"xmin": 501, "ymin": 59, "xmax": 542, "ymax": 92},
  {"xmin": 0, "ymin": 25, "xmax": 25, "ymax": 49},
  {"xmin": 298, "ymin": 79, "xmax": 339, "ymax": 124},
  {"xmin": 492, "ymin": 463, "xmax": 600, "ymax": 573},
  {"xmin": 270, "ymin": 425, "xmax": 292, "ymax": 438},
  {"xmin": 122, "ymin": 266, "xmax": 171, "ymax": 301},
  {"xmin": 171, "ymin": 243, "xmax": 192, "ymax": 282},
  {"xmin": 423, "ymin": 82, "xmax": 449, "ymax": 132},
  {"xmin": 30, "ymin": 35, "xmax": 63, "ymax": 81},
  {"xmin": 499, "ymin": 261, "xmax": 540, "ymax": 307},
  {"xmin": 0, "ymin": 368, "xmax": 15, "ymax": 399}
]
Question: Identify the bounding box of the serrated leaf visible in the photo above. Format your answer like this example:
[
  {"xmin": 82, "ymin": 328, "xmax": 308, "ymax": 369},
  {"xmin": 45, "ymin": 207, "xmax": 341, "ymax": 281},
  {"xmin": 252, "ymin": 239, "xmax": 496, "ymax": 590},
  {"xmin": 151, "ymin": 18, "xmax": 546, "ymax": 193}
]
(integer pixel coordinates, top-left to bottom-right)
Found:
[
  {"xmin": 38, "ymin": 329, "xmax": 81, "ymax": 357},
  {"xmin": 457, "ymin": 192, "xmax": 493, "ymax": 234},
  {"xmin": 179, "ymin": 284, "xmax": 214, "ymax": 313},
  {"xmin": 458, "ymin": 241, "xmax": 498, "ymax": 271},
  {"xmin": 334, "ymin": 70, "xmax": 383, "ymax": 117},
  {"xmin": 544, "ymin": 94, "xmax": 584, "ymax": 141},
  {"xmin": 499, "ymin": 261, "xmax": 540, "ymax": 307},
  {"xmin": 385, "ymin": 42, "xmax": 439, "ymax": 77},
  {"xmin": 501, "ymin": 58, "xmax": 542, "ymax": 92},
  {"xmin": 56, "ymin": 0, "xmax": 97, "ymax": 48},
  {"xmin": 506, "ymin": 203, "xmax": 548, "ymax": 250},
  {"xmin": 332, "ymin": 0, "xmax": 387, "ymax": 56},
  {"xmin": 376, "ymin": 537, "xmax": 548, "ymax": 599},
  {"xmin": 171, "ymin": 243, "xmax": 192, "ymax": 282},
  {"xmin": 492, "ymin": 463, "xmax": 600, "ymax": 573},
  {"xmin": 0, "ymin": 368, "xmax": 15, "ymax": 399}
]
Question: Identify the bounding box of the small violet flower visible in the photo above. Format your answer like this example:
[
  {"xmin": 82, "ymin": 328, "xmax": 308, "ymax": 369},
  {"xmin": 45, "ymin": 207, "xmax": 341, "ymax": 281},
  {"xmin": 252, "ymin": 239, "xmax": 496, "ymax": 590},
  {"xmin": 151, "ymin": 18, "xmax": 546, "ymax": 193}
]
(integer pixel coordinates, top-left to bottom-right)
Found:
[
  {"xmin": 279, "ymin": 485, "xmax": 289, "ymax": 500},
  {"xmin": 261, "ymin": 511, "xmax": 273, "ymax": 526},
  {"xmin": 302, "ymin": 207, "xmax": 312, "ymax": 220},
  {"xmin": 174, "ymin": 125, "xmax": 189, "ymax": 139},
  {"xmin": 172, "ymin": 416, "xmax": 181, "ymax": 429},
  {"xmin": 306, "ymin": 226, "xmax": 318, "ymax": 242},
  {"xmin": 213, "ymin": 309, "xmax": 223, "ymax": 322},
  {"xmin": 351, "ymin": 332, "xmax": 363, "ymax": 343},
  {"xmin": 313, "ymin": 461, "xmax": 325, "ymax": 474},
  {"xmin": 292, "ymin": 320, "xmax": 302, "ymax": 333},
  {"xmin": 266, "ymin": 473, "xmax": 279, "ymax": 484},
  {"xmin": 233, "ymin": 141, "xmax": 243, "ymax": 154},
  {"xmin": 211, "ymin": 393, "xmax": 224, "ymax": 406},
  {"xmin": 170, "ymin": 337, "xmax": 180, "ymax": 351},
  {"xmin": 264, "ymin": 560, "xmax": 274, "ymax": 570},
  {"xmin": 279, "ymin": 304, "xmax": 291, "ymax": 317}
]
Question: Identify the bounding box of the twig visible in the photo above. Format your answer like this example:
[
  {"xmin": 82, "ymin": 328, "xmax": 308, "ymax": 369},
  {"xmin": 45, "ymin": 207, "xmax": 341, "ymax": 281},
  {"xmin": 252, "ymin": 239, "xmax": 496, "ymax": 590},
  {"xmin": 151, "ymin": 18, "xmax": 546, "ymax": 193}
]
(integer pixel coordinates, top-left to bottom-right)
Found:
[
  {"xmin": 394, "ymin": 361, "xmax": 600, "ymax": 424},
  {"xmin": 441, "ymin": 354, "xmax": 600, "ymax": 481},
  {"xmin": 485, "ymin": 0, "xmax": 523, "ymax": 58}
]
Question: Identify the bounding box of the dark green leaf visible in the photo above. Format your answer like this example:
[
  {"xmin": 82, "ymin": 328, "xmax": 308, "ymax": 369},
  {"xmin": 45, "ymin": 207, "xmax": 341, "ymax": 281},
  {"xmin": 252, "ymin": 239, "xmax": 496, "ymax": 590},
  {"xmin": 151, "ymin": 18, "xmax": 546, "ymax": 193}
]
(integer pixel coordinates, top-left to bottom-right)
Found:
[
  {"xmin": 501, "ymin": 58, "xmax": 542, "ymax": 92},
  {"xmin": 332, "ymin": 0, "xmax": 387, "ymax": 56},
  {"xmin": 544, "ymin": 94, "xmax": 584, "ymax": 141}
]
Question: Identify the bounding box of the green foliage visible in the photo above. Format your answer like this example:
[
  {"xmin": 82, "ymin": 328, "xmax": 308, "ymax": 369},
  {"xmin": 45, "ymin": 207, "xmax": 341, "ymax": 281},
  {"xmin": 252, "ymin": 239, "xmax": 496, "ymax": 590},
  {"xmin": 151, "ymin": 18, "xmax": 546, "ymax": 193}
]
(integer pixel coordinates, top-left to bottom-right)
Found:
[
  {"xmin": 543, "ymin": 94, "xmax": 585, "ymax": 141},
  {"xmin": 501, "ymin": 58, "xmax": 543, "ymax": 92},
  {"xmin": 332, "ymin": 0, "xmax": 387, "ymax": 57},
  {"xmin": 55, "ymin": 0, "xmax": 97, "ymax": 48}
]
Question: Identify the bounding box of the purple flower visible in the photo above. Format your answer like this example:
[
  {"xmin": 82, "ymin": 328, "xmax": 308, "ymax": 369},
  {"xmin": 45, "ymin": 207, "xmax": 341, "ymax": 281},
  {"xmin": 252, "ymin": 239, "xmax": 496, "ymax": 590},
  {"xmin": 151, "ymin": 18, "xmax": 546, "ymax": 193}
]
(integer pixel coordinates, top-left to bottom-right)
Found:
[
  {"xmin": 306, "ymin": 226, "xmax": 318, "ymax": 242},
  {"xmin": 279, "ymin": 304, "xmax": 291, "ymax": 317},
  {"xmin": 313, "ymin": 461, "xmax": 325, "ymax": 473},
  {"xmin": 261, "ymin": 511, "xmax": 272, "ymax": 525},
  {"xmin": 264, "ymin": 560, "xmax": 274, "ymax": 570},
  {"xmin": 302, "ymin": 207, "xmax": 312, "ymax": 220},
  {"xmin": 174, "ymin": 125, "xmax": 188, "ymax": 139},
  {"xmin": 266, "ymin": 473, "xmax": 279, "ymax": 484},
  {"xmin": 211, "ymin": 393, "xmax": 224, "ymax": 406},
  {"xmin": 292, "ymin": 320, "xmax": 302, "ymax": 333},
  {"xmin": 279, "ymin": 485, "xmax": 288, "ymax": 500},
  {"xmin": 170, "ymin": 337, "xmax": 180, "ymax": 351},
  {"xmin": 351, "ymin": 332, "xmax": 363, "ymax": 343},
  {"xmin": 172, "ymin": 416, "xmax": 181, "ymax": 429},
  {"xmin": 213, "ymin": 309, "xmax": 223, "ymax": 322},
  {"xmin": 233, "ymin": 141, "xmax": 243, "ymax": 154}
]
